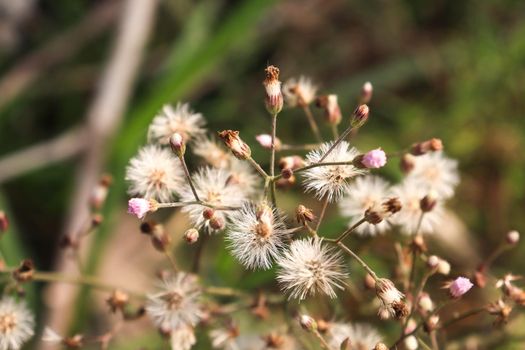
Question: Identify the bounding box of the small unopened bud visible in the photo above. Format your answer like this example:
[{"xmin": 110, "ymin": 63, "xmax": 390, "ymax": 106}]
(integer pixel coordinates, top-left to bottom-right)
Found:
[
  {"xmin": 437, "ymin": 259, "xmax": 451, "ymax": 275},
  {"xmin": 299, "ymin": 315, "xmax": 317, "ymax": 331},
  {"xmin": 365, "ymin": 206, "xmax": 384, "ymax": 225},
  {"xmin": 382, "ymin": 197, "xmax": 402, "ymax": 215},
  {"xmin": 404, "ymin": 335, "xmax": 418, "ymax": 350},
  {"xmin": 169, "ymin": 133, "xmax": 185, "ymax": 157},
  {"xmin": 420, "ymin": 192, "xmax": 438, "ymax": 212},
  {"xmin": 202, "ymin": 208, "xmax": 215, "ymax": 220},
  {"xmin": 12, "ymin": 259, "xmax": 34, "ymax": 282},
  {"xmin": 316, "ymin": 319, "xmax": 329, "ymax": 333},
  {"xmin": 218, "ymin": 130, "xmax": 251, "ymax": 160},
  {"xmin": 400, "ymin": 153, "xmax": 416, "ymax": 174},
  {"xmin": 427, "ymin": 255, "xmax": 440, "ymax": 269},
  {"xmin": 256, "ymin": 134, "xmax": 281, "ymax": 150},
  {"xmin": 281, "ymin": 168, "xmax": 293, "ymax": 180},
  {"xmin": 184, "ymin": 228, "xmax": 199, "ymax": 244},
  {"xmin": 411, "ymin": 234, "xmax": 427, "ymax": 253},
  {"xmin": 351, "ymin": 104, "xmax": 369, "ymax": 128},
  {"xmin": 447, "ymin": 276, "xmax": 474, "ymax": 299},
  {"xmin": 374, "ymin": 342, "xmax": 388, "ymax": 350},
  {"xmin": 360, "ymin": 81, "xmax": 373, "ymax": 104},
  {"xmin": 279, "ymin": 155, "xmax": 304, "ymax": 170},
  {"xmin": 107, "ymin": 290, "xmax": 129, "ymax": 313},
  {"xmin": 424, "ymin": 315, "xmax": 440, "ymax": 332},
  {"xmin": 276, "ymin": 175, "xmax": 296, "ymax": 189},
  {"xmin": 361, "ymin": 148, "xmax": 387, "ymax": 169},
  {"xmin": 0, "ymin": 211, "xmax": 8, "ymax": 233},
  {"xmin": 506, "ymin": 230, "xmax": 520, "ymax": 245},
  {"xmin": 128, "ymin": 198, "xmax": 153, "ymax": 220},
  {"xmin": 150, "ymin": 224, "xmax": 171, "ymax": 252},
  {"xmin": 89, "ymin": 185, "xmax": 108, "ymax": 210},
  {"xmin": 418, "ymin": 292, "xmax": 434, "ymax": 312},
  {"xmin": 209, "ymin": 216, "xmax": 225, "ymax": 231},
  {"xmin": 263, "ymin": 65, "xmax": 284, "ymax": 115},
  {"xmin": 295, "ymin": 205, "xmax": 315, "ymax": 225},
  {"xmin": 410, "ymin": 138, "xmax": 443, "ymax": 155},
  {"xmin": 316, "ymin": 94, "xmax": 342, "ymax": 125}
]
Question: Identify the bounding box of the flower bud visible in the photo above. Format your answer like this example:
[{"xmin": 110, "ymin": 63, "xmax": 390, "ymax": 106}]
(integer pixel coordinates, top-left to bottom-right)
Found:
[
  {"xmin": 218, "ymin": 130, "xmax": 251, "ymax": 160},
  {"xmin": 256, "ymin": 134, "xmax": 281, "ymax": 150},
  {"xmin": 279, "ymin": 155, "xmax": 304, "ymax": 170},
  {"xmin": 107, "ymin": 289, "xmax": 129, "ymax": 313},
  {"xmin": 12, "ymin": 259, "xmax": 34, "ymax": 283},
  {"xmin": 316, "ymin": 94, "xmax": 342, "ymax": 125},
  {"xmin": 263, "ymin": 65, "xmax": 284, "ymax": 115},
  {"xmin": 169, "ymin": 133, "xmax": 186, "ymax": 158},
  {"xmin": 351, "ymin": 104, "xmax": 369, "ymax": 128},
  {"xmin": 128, "ymin": 198, "xmax": 153, "ymax": 220},
  {"xmin": 365, "ymin": 206, "xmax": 385, "ymax": 225},
  {"xmin": 427, "ymin": 255, "xmax": 440, "ymax": 269},
  {"xmin": 382, "ymin": 197, "xmax": 402, "ymax": 215},
  {"xmin": 447, "ymin": 276, "xmax": 474, "ymax": 299},
  {"xmin": 299, "ymin": 315, "xmax": 317, "ymax": 331},
  {"xmin": 281, "ymin": 168, "xmax": 293, "ymax": 180},
  {"xmin": 424, "ymin": 315, "xmax": 440, "ymax": 332},
  {"xmin": 360, "ymin": 81, "xmax": 373, "ymax": 104},
  {"xmin": 418, "ymin": 292, "xmax": 434, "ymax": 312},
  {"xmin": 316, "ymin": 319, "xmax": 329, "ymax": 333},
  {"xmin": 506, "ymin": 230, "xmax": 520, "ymax": 245},
  {"xmin": 400, "ymin": 153, "xmax": 416, "ymax": 174},
  {"xmin": 374, "ymin": 343, "xmax": 388, "ymax": 350},
  {"xmin": 202, "ymin": 208, "xmax": 215, "ymax": 220},
  {"xmin": 404, "ymin": 335, "xmax": 418, "ymax": 350},
  {"xmin": 276, "ymin": 175, "xmax": 296, "ymax": 189},
  {"xmin": 183, "ymin": 228, "xmax": 199, "ymax": 244},
  {"xmin": 295, "ymin": 205, "xmax": 315, "ymax": 225},
  {"xmin": 150, "ymin": 224, "xmax": 171, "ymax": 252},
  {"xmin": 0, "ymin": 211, "xmax": 8, "ymax": 233},
  {"xmin": 437, "ymin": 259, "xmax": 451, "ymax": 275},
  {"xmin": 411, "ymin": 234, "xmax": 427, "ymax": 253},
  {"xmin": 361, "ymin": 148, "xmax": 387, "ymax": 169},
  {"xmin": 410, "ymin": 138, "xmax": 443, "ymax": 155},
  {"xmin": 209, "ymin": 216, "xmax": 225, "ymax": 231},
  {"xmin": 420, "ymin": 191, "xmax": 438, "ymax": 212}
]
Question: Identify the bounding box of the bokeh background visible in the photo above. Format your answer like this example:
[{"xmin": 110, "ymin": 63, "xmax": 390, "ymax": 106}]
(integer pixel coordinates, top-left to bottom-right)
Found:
[{"xmin": 0, "ymin": 0, "xmax": 524, "ymax": 349}]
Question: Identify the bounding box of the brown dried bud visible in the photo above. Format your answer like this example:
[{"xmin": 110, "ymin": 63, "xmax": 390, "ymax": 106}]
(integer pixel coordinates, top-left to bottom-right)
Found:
[
  {"xmin": 400, "ymin": 153, "xmax": 416, "ymax": 174},
  {"xmin": 279, "ymin": 155, "xmax": 304, "ymax": 170},
  {"xmin": 410, "ymin": 138, "xmax": 443, "ymax": 155},
  {"xmin": 374, "ymin": 343, "xmax": 388, "ymax": 350},
  {"xmin": 202, "ymin": 208, "xmax": 215, "ymax": 220},
  {"xmin": 316, "ymin": 319, "xmax": 329, "ymax": 333},
  {"xmin": 263, "ymin": 66, "xmax": 284, "ymax": 115},
  {"xmin": 63, "ymin": 335, "xmax": 84, "ymax": 348},
  {"xmin": 360, "ymin": 81, "xmax": 373, "ymax": 104},
  {"xmin": 295, "ymin": 205, "xmax": 315, "ymax": 225},
  {"xmin": 392, "ymin": 301, "xmax": 410, "ymax": 319},
  {"xmin": 150, "ymin": 224, "xmax": 171, "ymax": 252},
  {"xmin": 264, "ymin": 333, "xmax": 286, "ymax": 348},
  {"xmin": 218, "ymin": 130, "xmax": 251, "ymax": 160},
  {"xmin": 364, "ymin": 207, "xmax": 384, "ymax": 225},
  {"xmin": 0, "ymin": 211, "xmax": 8, "ymax": 233},
  {"xmin": 351, "ymin": 104, "xmax": 369, "ymax": 128},
  {"xmin": 474, "ymin": 268, "xmax": 487, "ymax": 288},
  {"xmin": 140, "ymin": 221, "xmax": 156, "ymax": 235},
  {"xmin": 487, "ymin": 299, "xmax": 512, "ymax": 326},
  {"xmin": 316, "ymin": 94, "xmax": 342, "ymax": 125},
  {"xmin": 276, "ymin": 175, "xmax": 296, "ymax": 189},
  {"xmin": 281, "ymin": 168, "xmax": 293, "ymax": 180},
  {"xmin": 420, "ymin": 192, "xmax": 438, "ymax": 212},
  {"xmin": 209, "ymin": 216, "xmax": 225, "ymax": 231},
  {"xmin": 107, "ymin": 289, "xmax": 129, "ymax": 313},
  {"xmin": 183, "ymin": 228, "xmax": 199, "ymax": 244},
  {"xmin": 424, "ymin": 315, "xmax": 440, "ymax": 333},
  {"xmin": 12, "ymin": 259, "xmax": 34, "ymax": 283},
  {"xmin": 382, "ymin": 197, "xmax": 402, "ymax": 215},
  {"xmin": 169, "ymin": 133, "xmax": 186, "ymax": 157}
]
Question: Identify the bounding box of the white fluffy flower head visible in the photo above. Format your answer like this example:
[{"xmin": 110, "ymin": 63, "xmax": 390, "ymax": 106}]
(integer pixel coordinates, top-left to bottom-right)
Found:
[
  {"xmin": 170, "ymin": 325, "xmax": 196, "ymax": 350},
  {"xmin": 226, "ymin": 202, "xmax": 288, "ymax": 270},
  {"xmin": 303, "ymin": 141, "xmax": 366, "ymax": 202},
  {"xmin": 277, "ymin": 238, "xmax": 347, "ymax": 300},
  {"xmin": 148, "ymin": 103, "xmax": 206, "ymax": 145},
  {"xmin": 192, "ymin": 137, "xmax": 231, "ymax": 169},
  {"xmin": 126, "ymin": 145, "xmax": 184, "ymax": 202},
  {"xmin": 327, "ymin": 323, "xmax": 382, "ymax": 350},
  {"xmin": 146, "ymin": 273, "xmax": 202, "ymax": 331},
  {"xmin": 283, "ymin": 76, "xmax": 317, "ymax": 107},
  {"xmin": 0, "ymin": 297, "xmax": 34, "ymax": 350},
  {"xmin": 339, "ymin": 175, "xmax": 391, "ymax": 236},
  {"xmin": 390, "ymin": 179, "xmax": 444, "ymax": 235},
  {"xmin": 179, "ymin": 167, "xmax": 245, "ymax": 232},
  {"xmin": 407, "ymin": 151, "xmax": 459, "ymax": 199}
]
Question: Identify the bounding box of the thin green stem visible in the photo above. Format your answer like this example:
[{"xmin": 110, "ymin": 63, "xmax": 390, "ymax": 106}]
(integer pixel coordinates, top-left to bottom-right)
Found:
[
  {"xmin": 302, "ymin": 105, "xmax": 323, "ymax": 143},
  {"xmin": 331, "ymin": 124, "xmax": 339, "ymax": 139},
  {"xmin": 315, "ymin": 196, "xmax": 329, "ymax": 232},
  {"xmin": 272, "ymin": 160, "xmax": 355, "ymax": 181},
  {"xmin": 336, "ymin": 241, "xmax": 377, "ymax": 280},
  {"xmin": 280, "ymin": 143, "xmax": 319, "ymax": 151},
  {"xmin": 416, "ymin": 336, "xmax": 433, "ymax": 350},
  {"xmin": 178, "ymin": 155, "xmax": 200, "ymax": 201},
  {"xmin": 247, "ymin": 156, "xmax": 269, "ymax": 179},
  {"xmin": 164, "ymin": 250, "xmax": 178, "ymax": 272},
  {"xmin": 318, "ymin": 125, "xmax": 352, "ymax": 163},
  {"xmin": 440, "ymin": 307, "xmax": 486, "ymax": 329},
  {"xmin": 312, "ymin": 329, "xmax": 333, "ymax": 350},
  {"xmin": 270, "ymin": 113, "xmax": 278, "ymax": 207},
  {"xmin": 335, "ymin": 217, "xmax": 366, "ymax": 243},
  {"xmin": 156, "ymin": 201, "xmax": 240, "ymax": 211}
]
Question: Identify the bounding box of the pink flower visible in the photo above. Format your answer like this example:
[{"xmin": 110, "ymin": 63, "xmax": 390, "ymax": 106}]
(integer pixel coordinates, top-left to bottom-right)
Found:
[
  {"xmin": 362, "ymin": 148, "xmax": 387, "ymax": 168},
  {"xmin": 255, "ymin": 134, "xmax": 281, "ymax": 150},
  {"xmin": 449, "ymin": 277, "xmax": 473, "ymax": 298},
  {"xmin": 128, "ymin": 198, "xmax": 151, "ymax": 219}
]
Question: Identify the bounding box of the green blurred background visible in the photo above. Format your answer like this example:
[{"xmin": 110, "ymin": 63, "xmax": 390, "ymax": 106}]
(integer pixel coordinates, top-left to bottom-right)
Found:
[{"xmin": 0, "ymin": 0, "xmax": 524, "ymax": 348}]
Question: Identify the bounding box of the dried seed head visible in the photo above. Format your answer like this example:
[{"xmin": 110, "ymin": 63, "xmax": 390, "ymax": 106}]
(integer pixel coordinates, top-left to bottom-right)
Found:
[
  {"xmin": 382, "ymin": 197, "xmax": 402, "ymax": 215},
  {"xmin": 0, "ymin": 211, "xmax": 8, "ymax": 233},
  {"xmin": 506, "ymin": 230, "xmax": 520, "ymax": 245},
  {"xmin": 420, "ymin": 191, "xmax": 438, "ymax": 212},
  {"xmin": 365, "ymin": 206, "xmax": 385, "ymax": 225},
  {"xmin": 299, "ymin": 315, "xmax": 317, "ymax": 331},
  {"xmin": 295, "ymin": 205, "xmax": 315, "ymax": 225},
  {"xmin": 107, "ymin": 290, "xmax": 129, "ymax": 313},
  {"xmin": 351, "ymin": 104, "xmax": 369, "ymax": 128},
  {"xmin": 184, "ymin": 228, "xmax": 199, "ymax": 244},
  {"xmin": 410, "ymin": 138, "xmax": 443, "ymax": 155},
  {"xmin": 360, "ymin": 81, "xmax": 373, "ymax": 104},
  {"xmin": 169, "ymin": 132, "xmax": 186, "ymax": 158},
  {"xmin": 217, "ymin": 130, "xmax": 251, "ymax": 160},
  {"xmin": 487, "ymin": 299, "xmax": 512, "ymax": 326},
  {"xmin": 400, "ymin": 153, "xmax": 416, "ymax": 174},
  {"xmin": 263, "ymin": 65, "xmax": 284, "ymax": 115},
  {"xmin": 12, "ymin": 259, "xmax": 34, "ymax": 283}
]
